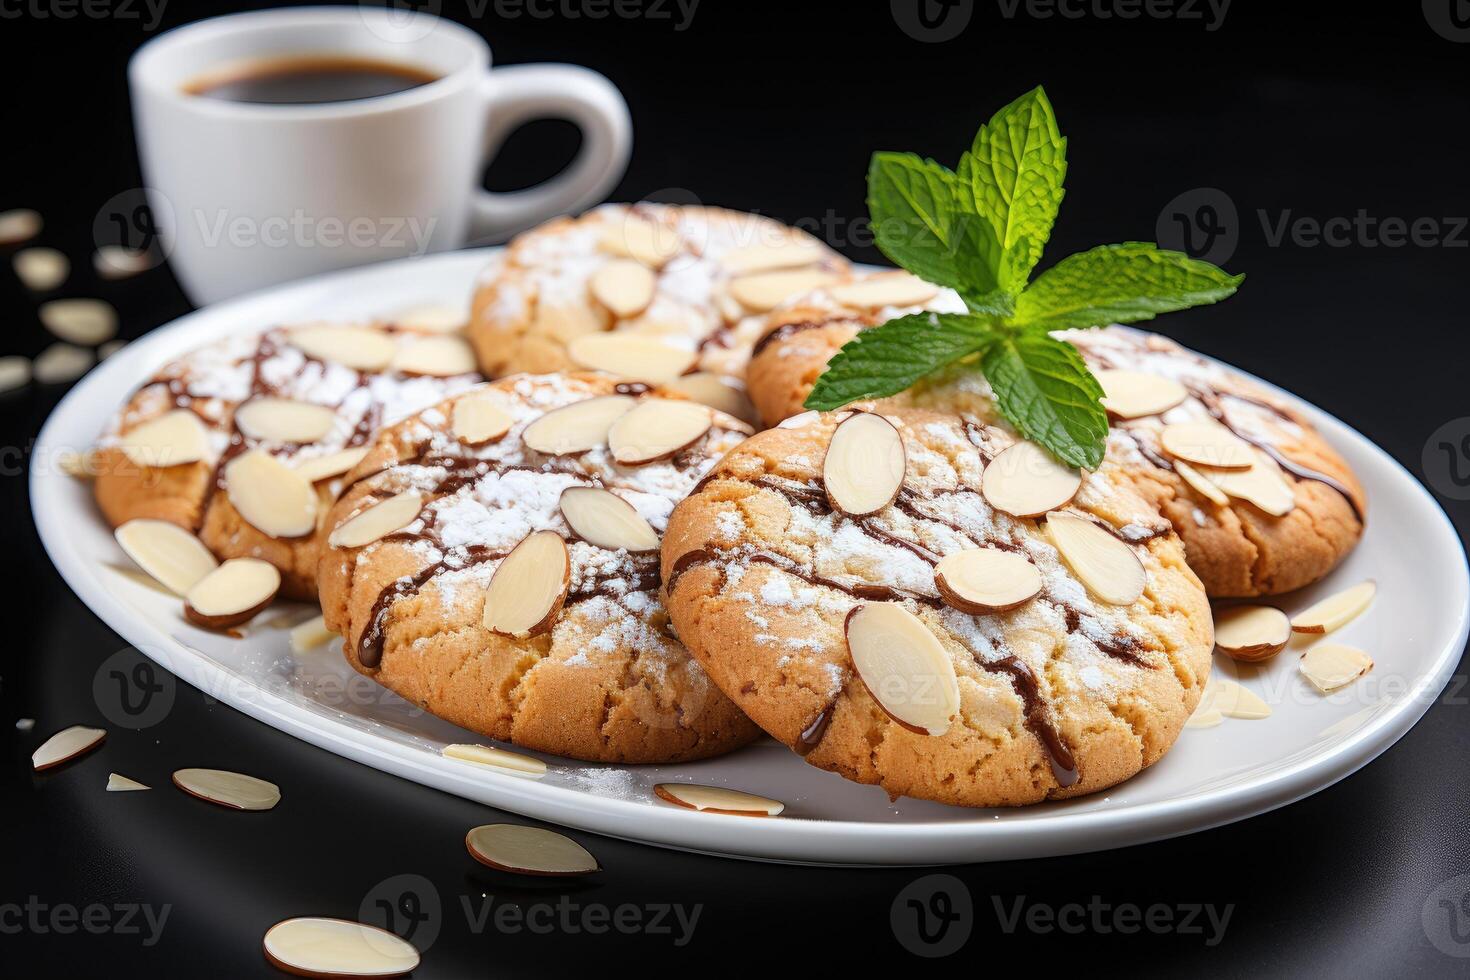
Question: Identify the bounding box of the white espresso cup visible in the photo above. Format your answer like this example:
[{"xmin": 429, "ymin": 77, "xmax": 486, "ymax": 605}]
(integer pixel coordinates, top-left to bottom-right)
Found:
[{"xmin": 129, "ymin": 6, "xmax": 632, "ymax": 305}]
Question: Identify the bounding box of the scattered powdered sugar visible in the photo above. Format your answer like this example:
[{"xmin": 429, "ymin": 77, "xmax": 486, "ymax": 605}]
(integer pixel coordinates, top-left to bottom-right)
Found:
[
  {"xmin": 560, "ymin": 765, "xmax": 643, "ymax": 802},
  {"xmin": 716, "ymin": 509, "xmax": 745, "ymax": 541}
]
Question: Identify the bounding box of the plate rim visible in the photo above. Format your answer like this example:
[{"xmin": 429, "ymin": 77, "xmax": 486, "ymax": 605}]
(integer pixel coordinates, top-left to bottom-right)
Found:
[{"xmin": 30, "ymin": 247, "xmax": 1470, "ymax": 865}]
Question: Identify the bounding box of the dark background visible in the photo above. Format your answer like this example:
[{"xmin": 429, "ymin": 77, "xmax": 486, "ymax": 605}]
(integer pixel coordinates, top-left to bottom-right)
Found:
[{"xmin": 3, "ymin": 1, "xmax": 1469, "ymax": 976}]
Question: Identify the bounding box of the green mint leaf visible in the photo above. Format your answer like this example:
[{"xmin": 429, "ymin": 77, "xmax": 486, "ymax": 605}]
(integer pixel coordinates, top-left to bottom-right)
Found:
[
  {"xmin": 1014, "ymin": 242, "xmax": 1244, "ymax": 332},
  {"xmin": 866, "ymin": 152, "xmax": 1002, "ymax": 296},
  {"xmin": 981, "ymin": 330, "xmax": 1108, "ymax": 469},
  {"xmin": 956, "ymin": 86, "xmax": 1067, "ymax": 291},
  {"xmin": 803, "ymin": 313, "xmax": 997, "ymax": 411}
]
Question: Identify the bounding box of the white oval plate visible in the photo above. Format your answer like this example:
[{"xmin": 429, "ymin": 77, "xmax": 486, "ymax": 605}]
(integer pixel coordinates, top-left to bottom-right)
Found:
[{"xmin": 32, "ymin": 249, "xmax": 1468, "ymax": 865}]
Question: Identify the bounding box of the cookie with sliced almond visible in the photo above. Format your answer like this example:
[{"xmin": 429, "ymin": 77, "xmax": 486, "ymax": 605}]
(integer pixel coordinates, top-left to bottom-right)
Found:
[
  {"xmin": 93, "ymin": 323, "xmax": 483, "ymax": 600},
  {"xmin": 316, "ymin": 372, "xmax": 760, "ymax": 765},
  {"xmin": 659, "ymin": 405, "xmax": 1214, "ymax": 809},
  {"xmin": 466, "ymin": 203, "xmax": 847, "ymax": 394},
  {"xmin": 744, "ymin": 319, "xmax": 1366, "ymax": 599}
]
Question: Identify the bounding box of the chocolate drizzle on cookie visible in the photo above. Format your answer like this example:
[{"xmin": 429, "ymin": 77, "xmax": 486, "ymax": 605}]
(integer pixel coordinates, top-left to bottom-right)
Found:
[
  {"xmin": 980, "ymin": 654, "xmax": 1079, "ymax": 788},
  {"xmin": 346, "ymin": 389, "xmax": 743, "ymax": 671},
  {"xmin": 1185, "ymin": 383, "xmax": 1364, "ymax": 523},
  {"xmin": 795, "ymin": 704, "xmax": 836, "ymax": 757},
  {"xmin": 749, "ymin": 315, "xmax": 867, "ymax": 361},
  {"xmin": 358, "ymin": 545, "xmax": 507, "ymax": 668}
]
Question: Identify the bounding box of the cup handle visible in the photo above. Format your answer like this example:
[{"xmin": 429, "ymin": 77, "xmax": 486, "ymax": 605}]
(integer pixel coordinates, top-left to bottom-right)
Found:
[{"xmin": 470, "ymin": 64, "xmax": 631, "ymax": 242}]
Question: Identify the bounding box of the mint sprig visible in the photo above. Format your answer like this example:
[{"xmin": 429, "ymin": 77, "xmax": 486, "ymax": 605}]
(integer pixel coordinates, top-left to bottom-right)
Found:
[{"xmin": 805, "ymin": 86, "xmax": 1243, "ymax": 469}]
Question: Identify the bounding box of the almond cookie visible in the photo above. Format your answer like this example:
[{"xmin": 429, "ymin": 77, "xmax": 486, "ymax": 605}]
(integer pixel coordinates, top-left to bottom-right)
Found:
[
  {"xmin": 317, "ymin": 373, "xmax": 762, "ymax": 763},
  {"xmin": 748, "ymin": 306, "xmax": 1365, "ymax": 597},
  {"xmin": 93, "ymin": 324, "xmax": 482, "ymax": 599},
  {"xmin": 467, "ymin": 203, "xmax": 850, "ymax": 421},
  {"xmin": 660, "ymin": 409, "xmax": 1214, "ymax": 807}
]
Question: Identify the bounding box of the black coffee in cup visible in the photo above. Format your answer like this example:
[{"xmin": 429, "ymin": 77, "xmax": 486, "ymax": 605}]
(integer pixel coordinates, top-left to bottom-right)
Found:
[{"xmin": 184, "ymin": 54, "xmax": 440, "ymax": 105}]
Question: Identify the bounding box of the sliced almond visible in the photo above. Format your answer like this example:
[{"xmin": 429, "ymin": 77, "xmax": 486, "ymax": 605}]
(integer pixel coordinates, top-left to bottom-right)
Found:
[
  {"xmin": 1214, "ymin": 604, "xmax": 1291, "ymax": 662},
  {"xmin": 58, "ymin": 448, "xmax": 96, "ymax": 478},
  {"xmin": 32, "ymin": 725, "xmax": 106, "ymax": 771},
  {"xmin": 1291, "ymin": 581, "xmax": 1376, "ymax": 634},
  {"xmin": 452, "ymin": 394, "xmax": 514, "ymax": 445},
  {"xmin": 289, "ymin": 614, "xmax": 337, "ymax": 654},
  {"xmin": 392, "ymin": 335, "xmax": 476, "ymax": 377},
  {"xmin": 1097, "ymin": 370, "xmax": 1189, "ymax": 419},
  {"xmin": 522, "ymin": 395, "xmax": 635, "ymax": 456},
  {"xmin": 33, "ymin": 342, "xmax": 93, "ymax": 383},
  {"xmin": 442, "ymin": 743, "xmax": 547, "ymax": 778},
  {"xmin": 329, "ymin": 491, "xmax": 423, "ymax": 549},
  {"xmin": 982, "ymin": 440, "xmax": 1082, "ymax": 518},
  {"xmin": 34, "ymin": 342, "xmax": 94, "ymax": 383},
  {"xmin": 482, "ymin": 531, "xmax": 569, "ymax": 638},
  {"xmin": 119, "ymin": 409, "xmax": 210, "ymax": 468},
  {"xmin": 660, "ymin": 372, "xmax": 757, "ymax": 424},
  {"xmin": 1206, "ymin": 452, "xmax": 1295, "ymax": 516},
  {"xmin": 1160, "ymin": 421, "xmax": 1255, "ymax": 470},
  {"xmin": 531, "ymin": 297, "xmax": 606, "ymax": 344},
  {"xmin": 823, "ymin": 411, "xmax": 906, "ymax": 516},
  {"xmin": 173, "ymin": 767, "xmax": 280, "ymax": 811},
  {"xmin": 294, "ymin": 447, "xmax": 370, "ymax": 483},
  {"xmin": 559, "ymin": 487, "xmax": 659, "ymax": 552},
  {"xmin": 729, "ymin": 268, "xmax": 842, "ymax": 313},
  {"xmin": 234, "ymin": 398, "xmax": 337, "ymax": 444},
  {"xmin": 1184, "ymin": 683, "xmax": 1223, "ymax": 729},
  {"xmin": 289, "ymin": 325, "xmax": 396, "ymax": 371},
  {"xmin": 828, "ymin": 272, "xmax": 938, "ymax": 309},
  {"xmin": 106, "ymin": 773, "xmax": 150, "ymax": 792},
  {"xmin": 589, "ymin": 259, "xmax": 656, "ymax": 318},
  {"xmin": 722, "ymin": 237, "xmax": 827, "ymax": 275},
  {"xmin": 465, "ymin": 824, "xmax": 600, "ymax": 875},
  {"xmin": 0, "ymin": 207, "xmax": 42, "ymax": 245},
  {"xmin": 225, "ymin": 450, "xmax": 318, "ymax": 538},
  {"xmin": 114, "ymin": 519, "xmax": 218, "ymax": 595},
  {"xmin": 599, "ymin": 216, "xmax": 681, "ymax": 268},
  {"xmin": 934, "ymin": 548, "xmax": 1041, "ymax": 614},
  {"xmin": 567, "ymin": 333, "xmax": 697, "ymax": 383},
  {"xmin": 14, "ymin": 247, "xmax": 69, "ymax": 291},
  {"xmin": 845, "ymin": 602, "xmax": 960, "ymax": 737},
  {"xmin": 94, "ymin": 245, "xmax": 153, "ymax": 280},
  {"xmin": 0, "ymin": 355, "xmax": 30, "ymax": 393},
  {"xmin": 392, "ymin": 303, "xmax": 467, "ymax": 333},
  {"xmin": 40, "ymin": 298, "xmax": 116, "ymax": 345},
  {"xmin": 1045, "ymin": 513, "xmax": 1147, "ymax": 606},
  {"xmin": 184, "ymin": 558, "xmax": 281, "ymax": 629},
  {"xmin": 607, "ymin": 399, "xmax": 712, "ymax": 465},
  {"xmin": 1174, "ymin": 459, "xmax": 1230, "ymax": 505},
  {"xmin": 263, "ymin": 917, "xmax": 419, "ymax": 979},
  {"xmin": 1213, "ymin": 678, "xmax": 1272, "ymax": 719},
  {"xmin": 653, "ymin": 783, "xmax": 785, "ymax": 817},
  {"xmin": 1300, "ymin": 643, "xmax": 1373, "ymax": 693}
]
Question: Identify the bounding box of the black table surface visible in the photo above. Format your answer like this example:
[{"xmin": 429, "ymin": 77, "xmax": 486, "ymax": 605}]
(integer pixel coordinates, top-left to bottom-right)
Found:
[{"xmin": 4, "ymin": 3, "xmax": 1469, "ymax": 975}]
